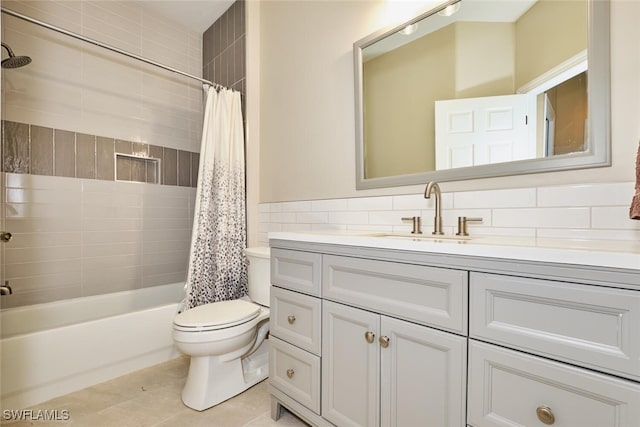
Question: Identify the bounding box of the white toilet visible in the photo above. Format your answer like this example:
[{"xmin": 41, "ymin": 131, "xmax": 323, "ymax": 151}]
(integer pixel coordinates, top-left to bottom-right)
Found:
[{"xmin": 173, "ymin": 247, "xmax": 271, "ymax": 411}]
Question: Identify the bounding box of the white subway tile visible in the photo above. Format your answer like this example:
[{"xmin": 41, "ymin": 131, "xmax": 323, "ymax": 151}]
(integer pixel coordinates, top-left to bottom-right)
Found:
[
  {"xmin": 537, "ymin": 228, "xmax": 640, "ymax": 241},
  {"xmin": 83, "ymin": 242, "xmax": 142, "ymax": 258},
  {"xmin": 296, "ymin": 212, "xmax": 329, "ymax": 224},
  {"xmin": 280, "ymin": 201, "xmax": 312, "ymax": 212},
  {"xmin": 312, "ymin": 224, "xmax": 348, "ymax": 232},
  {"xmin": 6, "ymin": 202, "xmax": 82, "ymax": 219},
  {"xmin": 5, "ymin": 218, "xmax": 79, "ymax": 233},
  {"xmin": 592, "ymin": 206, "xmax": 640, "ymax": 230},
  {"xmin": 6, "ymin": 259, "xmax": 81, "ymax": 278},
  {"xmin": 258, "ymin": 204, "xmax": 271, "ymax": 213},
  {"xmin": 6, "ymin": 271, "xmax": 82, "ymax": 293},
  {"xmin": 5, "ymin": 173, "xmax": 81, "ymax": 191},
  {"xmin": 6, "ymin": 188, "xmax": 81, "ymax": 205},
  {"xmin": 369, "ymin": 210, "xmax": 421, "ymax": 226},
  {"xmin": 392, "ymin": 194, "xmax": 426, "ymax": 210},
  {"xmin": 282, "ymin": 223, "xmax": 312, "ymax": 232},
  {"xmin": 7, "ymin": 231, "xmax": 81, "ymax": 249},
  {"xmin": 348, "ymin": 196, "xmax": 392, "ymax": 211},
  {"xmin": 442, "ymin": 209, "xmax": 492, "ymax": 227},
  {"xmin": 268, "ymin": 203, "xmax": 282, "ymax": 213},
  {"xmin": 141, "ymin": 217, "xmax": 188, "ymax": 231},
  {"xmin": 83, "ymin": 253, "xmax": 143, "ymax": 271},
  {"xmin": 492, "ymin": 207, "xmax": 590, "ymax": 228},
  {"xmin": 142, "ymin": 272, "xmax": 187, "ymax": 288},
  {"xmin": 471, "ymin": 227, "xmax": 536, "ymax": 237},
  {"xmin": 270, "ymin": 212, "xmax": 296, "ymax": 223},
  {"xmin": 538, "ymin": 182, "xmax": 634, "ymax": 207},
  {"xmin": 311, "ymin": 199, "xmax": 348, "ymax": 212},
  {"xmin": 5, "ymin": 245, "xmax": 81, "ymax": 264},
  {"xmin": 454, "ymin": 188, "xmax": 536, "ymax": 209},
  {"xmin": 328, "ymin": 211, "xmax": 369, "ymax": 225},
  {"xmin": 82, "ymin": 217, "xmax": 144, "ymax": 232}
]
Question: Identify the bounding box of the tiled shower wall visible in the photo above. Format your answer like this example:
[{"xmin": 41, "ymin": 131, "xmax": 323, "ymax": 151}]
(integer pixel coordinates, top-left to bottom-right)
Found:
[
  {"xmin": 2, "ymin": 121, "xmax": 199, "ymax": 187},
  {"xmin": 257, "ymin": 182, "xmax": 640, "ymax": 246},
  {"xmin": 1, "ymin": 1, "xmax": 207, "ymax": 308},
  {"xmin": 2, "ymin": 173, "xmax": 195, "ymax": 309},
  {"xmin": 202, "ymin": 0, "xmax": 246, "ymax": 106}
]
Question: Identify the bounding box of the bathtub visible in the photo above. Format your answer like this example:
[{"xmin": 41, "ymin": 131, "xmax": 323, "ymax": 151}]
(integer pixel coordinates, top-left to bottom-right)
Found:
[{"xmin": 0, "ymin": 283, "xmax": 184, "ymax": 410}]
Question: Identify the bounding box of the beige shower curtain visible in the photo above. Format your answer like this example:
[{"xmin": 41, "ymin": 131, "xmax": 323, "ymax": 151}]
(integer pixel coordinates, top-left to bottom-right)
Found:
[{"xmin": 185, "ymin": 86, "xmax": 247, "ymax": 309}]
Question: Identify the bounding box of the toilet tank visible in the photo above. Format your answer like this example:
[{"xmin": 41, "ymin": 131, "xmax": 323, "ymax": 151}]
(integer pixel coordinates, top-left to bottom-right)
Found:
[{"xmin": 245, "ymin": 247, "xmax": 271, "ymax": 307}]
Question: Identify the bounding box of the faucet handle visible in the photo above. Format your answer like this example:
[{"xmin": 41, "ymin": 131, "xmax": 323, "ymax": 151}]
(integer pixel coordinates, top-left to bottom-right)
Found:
[
  {"xmin": 456, "ymin": 217, "xmax": 482, "ymax": 236},
  {"xmin": 401, "ymin": 216, "xmax": 422, "ymax": 234}
]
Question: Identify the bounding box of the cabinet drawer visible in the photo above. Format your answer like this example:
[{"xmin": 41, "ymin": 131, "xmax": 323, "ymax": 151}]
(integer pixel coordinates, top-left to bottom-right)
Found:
[
  {"xmin": 270, "ymin": 286, "xmax": 321, "ymax": 355},
  {"xmin": 467, "ymin": 340, "xmax": 640, "ymax": 427},
  {"xmin": 271, "ymin": 248, "xmax": 322, "ymax": 296},
  {"xmin": 323, "ymin": 254, "xmax": 468, "ymax": 334},
  {"xmin": 470, "ymin": 272, "xmax": 640, "ymax": 381},
  {"xmin": 269, "ymin": 336, "xmax": 321, "ymax": 414}
]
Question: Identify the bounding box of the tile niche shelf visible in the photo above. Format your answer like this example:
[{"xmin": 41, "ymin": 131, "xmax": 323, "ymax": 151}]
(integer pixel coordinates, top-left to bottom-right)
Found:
[{"xmin": 115, "ymin": 153, "xmax": 160, "ymax": 184}]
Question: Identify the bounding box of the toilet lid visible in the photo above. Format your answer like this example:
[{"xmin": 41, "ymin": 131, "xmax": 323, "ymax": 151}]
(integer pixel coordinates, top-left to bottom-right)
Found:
[{"xmin": 174, "ymin": 300, "xmax": 261, "ymax": 331}]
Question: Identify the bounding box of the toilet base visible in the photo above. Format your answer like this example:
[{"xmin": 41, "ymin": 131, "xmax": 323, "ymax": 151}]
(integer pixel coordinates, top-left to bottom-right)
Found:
[{"xmin": 181, "ymin": 339, "xmax": 269, "ymax": 411}]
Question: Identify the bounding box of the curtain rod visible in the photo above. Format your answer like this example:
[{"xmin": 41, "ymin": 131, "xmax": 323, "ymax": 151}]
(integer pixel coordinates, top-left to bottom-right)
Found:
[{"xmin": 1, "ymin": 7, "xmax": 225, "ymax": 90}]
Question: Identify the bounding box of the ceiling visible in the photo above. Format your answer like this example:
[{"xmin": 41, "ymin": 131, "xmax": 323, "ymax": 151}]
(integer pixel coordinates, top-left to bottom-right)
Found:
[{"xmin": 139, "ymin": 0, "xmax": 234, "ymax": 33}]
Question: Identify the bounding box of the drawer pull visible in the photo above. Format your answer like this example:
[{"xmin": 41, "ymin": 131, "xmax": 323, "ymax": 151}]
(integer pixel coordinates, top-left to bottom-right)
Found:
[
  {"xmin": 286, "ymin": 369, "xmax": 295, "ymax": 379},
  {"xmin": 536, "ymin": 405, "xmax": 555, "ymax": 425},
  {"xmin": 379, "ymin": 336, "xmax": 390, "ymax": 348},
  {"xmin": 287, "ymin": 315, "xmax": 296, "ymax": 324},
  {"xmin": 364, "ymin": 331, "xmax": 375, "ymax": 343}
]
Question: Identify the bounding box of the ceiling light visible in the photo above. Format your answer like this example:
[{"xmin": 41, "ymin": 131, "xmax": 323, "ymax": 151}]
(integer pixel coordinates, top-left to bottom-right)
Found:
[
  {"xmin": 398, "ymin": 23, "xmax": 418, "ymax": 35},
  {"xmin": 438, "ymin": 3, "xmax": 461, "ymax": 17}
]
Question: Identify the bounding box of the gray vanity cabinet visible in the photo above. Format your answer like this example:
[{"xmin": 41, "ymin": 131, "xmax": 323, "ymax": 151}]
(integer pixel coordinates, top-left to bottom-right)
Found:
[
  {"xmin": 322, "ymin": 300, "xmax": 467, "ymax": 427},
  {"xmin": 321, "ymin": 255, "xmax": 468, "ymax": 427},
  {"xmin": 269, "ymin": 239, "xmax": 640, "ymax": 427}
]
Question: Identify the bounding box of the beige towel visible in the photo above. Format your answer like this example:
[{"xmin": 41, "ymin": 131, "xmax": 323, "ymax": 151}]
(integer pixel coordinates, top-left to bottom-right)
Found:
[{"xmin": 630, "ymin": 140, "xmax": 640, "ymax": 220}]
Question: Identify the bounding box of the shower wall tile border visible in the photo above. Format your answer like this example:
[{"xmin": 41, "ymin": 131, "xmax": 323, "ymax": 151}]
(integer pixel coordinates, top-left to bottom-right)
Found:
[{"xmin": 1, "ymin": 120, "xmax": 198, "ymax": 187}]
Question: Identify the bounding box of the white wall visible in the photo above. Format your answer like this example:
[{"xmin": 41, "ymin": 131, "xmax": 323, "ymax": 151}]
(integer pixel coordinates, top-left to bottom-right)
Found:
[{"xmin": 253, "ymin": 0, "xmax": 639, "ymax": 204}]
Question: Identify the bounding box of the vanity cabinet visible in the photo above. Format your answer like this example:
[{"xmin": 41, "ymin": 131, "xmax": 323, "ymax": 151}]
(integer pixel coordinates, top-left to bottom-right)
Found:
[
  {"xmin": 268, "ymin": 240, "xmax": 640, "ymax": 427},
  {"xmin": 467, "ymin": 272, "xmax": 640, "ymax": 427},
  {"xmin": 322, "ymin": 300, "xmax": 466, "ymax": 427}
]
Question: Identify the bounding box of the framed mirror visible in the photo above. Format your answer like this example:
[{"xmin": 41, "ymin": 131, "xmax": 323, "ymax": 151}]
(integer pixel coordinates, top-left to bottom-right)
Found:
[{"xmin": 354, "ymin": 0, "xmax": 610, "ymax": 190}]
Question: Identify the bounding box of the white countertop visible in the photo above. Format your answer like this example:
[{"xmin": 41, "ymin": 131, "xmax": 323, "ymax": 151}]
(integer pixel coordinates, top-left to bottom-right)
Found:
[{"xmin": 268, "ymin": 231, "xmax": 640, "ymax": 271}]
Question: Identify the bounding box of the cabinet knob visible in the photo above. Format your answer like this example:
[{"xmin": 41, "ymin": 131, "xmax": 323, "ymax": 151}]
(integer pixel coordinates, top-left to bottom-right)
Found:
[
  {"xmin": 364, "ymin": 331, "xmax": 375, "ymax": 343},
  {"xmin": 286, "ymin": 369, "xmax": 295, "ymax": 379},
  {"xmin": 379, "ymin": 335, "xmax": 390, "ymax": 348},
  {"xmin": 536, "ymin": 405, "xmax": 555, "ymax": 425},
  {"xmin": 287, "ymin": 315, "xmax": 296, "ymax": 325}
]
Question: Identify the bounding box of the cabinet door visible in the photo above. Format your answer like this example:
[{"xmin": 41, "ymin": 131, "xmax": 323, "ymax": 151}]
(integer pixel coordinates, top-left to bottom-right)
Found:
[
  {"xmin": 380, "ymin": 316, "xmax": 467, "ymax": 427},
  {"xmin": 468, "ymin": 340, "xmax": 640, "ymax": 427},
  {"xmin": 322, "ymin": 300, "xmax": 380, "ymax": 427}
]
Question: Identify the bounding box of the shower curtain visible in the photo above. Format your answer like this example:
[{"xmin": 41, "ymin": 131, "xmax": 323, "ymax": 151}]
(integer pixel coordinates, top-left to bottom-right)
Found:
[{"xmin": 185, "ymin": 86, "xmax": 247, "ymax": 309}]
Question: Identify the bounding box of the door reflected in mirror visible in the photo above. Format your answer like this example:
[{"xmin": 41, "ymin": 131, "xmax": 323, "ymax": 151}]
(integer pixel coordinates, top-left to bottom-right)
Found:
[{"xmin": 354, "ymin": 0, "xmax": 609, "ymax": 190}]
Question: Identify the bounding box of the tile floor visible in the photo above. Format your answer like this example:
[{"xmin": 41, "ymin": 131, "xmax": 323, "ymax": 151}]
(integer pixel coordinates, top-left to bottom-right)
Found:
[{"xmin": 1, "ymin": 356, "xmax": 309, "ymax": 427}]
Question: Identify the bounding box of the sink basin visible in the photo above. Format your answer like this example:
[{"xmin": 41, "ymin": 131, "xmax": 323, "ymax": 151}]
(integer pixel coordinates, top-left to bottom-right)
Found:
[{"xmin": 369, "ymin": 232, "xmax": 471, "ymax": 242}]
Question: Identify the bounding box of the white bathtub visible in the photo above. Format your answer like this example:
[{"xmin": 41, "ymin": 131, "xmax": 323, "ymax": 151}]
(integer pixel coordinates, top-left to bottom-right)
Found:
[{"xmin": 0, "ymin": 283, "xmax": 184, "ymax": 410}]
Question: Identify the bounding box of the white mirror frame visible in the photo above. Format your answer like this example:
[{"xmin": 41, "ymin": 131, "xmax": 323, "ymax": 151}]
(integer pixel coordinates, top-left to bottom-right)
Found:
[{"xmin": 354, "ymin": 0, "xmax": 610, "ymax": 190}]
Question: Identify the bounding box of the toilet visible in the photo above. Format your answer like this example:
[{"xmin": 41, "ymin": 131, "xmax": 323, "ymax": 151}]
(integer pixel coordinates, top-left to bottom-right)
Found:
[{"xmin": 173, "ymin": 247, "xmax": 271, "ymax": 411}]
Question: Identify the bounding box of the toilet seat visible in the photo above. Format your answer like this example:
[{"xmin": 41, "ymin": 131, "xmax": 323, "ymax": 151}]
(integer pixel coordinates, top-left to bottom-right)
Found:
[{"xmin": 174, "ymin": 300, "xmax": 261, "ymax": 332}]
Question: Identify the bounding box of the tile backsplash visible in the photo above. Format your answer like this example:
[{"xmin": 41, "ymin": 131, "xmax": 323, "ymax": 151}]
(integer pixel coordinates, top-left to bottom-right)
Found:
[
  {"xmin": 2, "ymin": 120, "xmax": 199, "ymax": 187},
  {"xmin": 257, "ymin": 182, "xmax": 640, "ymax": 246}
]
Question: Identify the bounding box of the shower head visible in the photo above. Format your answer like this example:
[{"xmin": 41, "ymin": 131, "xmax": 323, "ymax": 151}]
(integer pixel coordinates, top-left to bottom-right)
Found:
[{"xmin": 1, "ymin": 42, "xmax": 31, "ymax": 69}]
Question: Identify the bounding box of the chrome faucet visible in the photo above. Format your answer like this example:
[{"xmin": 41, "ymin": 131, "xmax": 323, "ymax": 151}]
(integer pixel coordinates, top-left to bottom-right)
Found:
[{"xmin": 424, "ymin": 181, "xmax": 444, "ymax": 235}]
